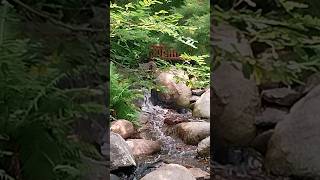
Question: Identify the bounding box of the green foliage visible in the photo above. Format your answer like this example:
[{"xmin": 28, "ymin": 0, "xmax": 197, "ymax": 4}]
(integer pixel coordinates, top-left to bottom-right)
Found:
[
  {"xmin": 213, "ymin": 0, "xmax": 320, "ymax": 85},
  {"xmin": 0, "ymin": 2, "xmax": 105, "ymax": 180},
  {"xmin": 111, "ymin": 0, "xmax": 199, "ymax": 67},
  {"xmin": 111, "ymin": 0, "xmax": 210, "ymax": 91},
  {"xmin": 110, "ymin": 63, "xmax": 142, "ymax": 124},
  {"xmin": 161, "ymin": 0, "xmax": 210, "ymax": 88},
  {"xmin": 177, "ymin": 54, "xmax": 210, "ymax": 88},
  {"xmin": 169, "ymin": 0, "xmax": 210, "ymax": 55},
  {"xmin": 0, "ymin": 37, "xmax": 83, "ymax": 180}
]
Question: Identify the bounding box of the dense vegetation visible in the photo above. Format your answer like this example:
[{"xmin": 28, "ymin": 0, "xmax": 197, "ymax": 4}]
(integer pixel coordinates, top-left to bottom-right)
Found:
[
  {"xmin": 213, "ymin": 0, "xmax": 320, "ymax": 85},
  {"xmin": 110, "ymin": 0, "xmax": 210, "ymax": 124},
  {"xmin": 2, "ymin": 0, "xmax": 320, "ymax": 179},
  {"xmin": 0, "ymin": 0, "xmax": 106, "ymax": 179}
]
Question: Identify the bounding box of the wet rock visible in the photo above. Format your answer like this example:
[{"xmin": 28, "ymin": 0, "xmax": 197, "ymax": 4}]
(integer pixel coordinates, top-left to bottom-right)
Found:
[
  {"xmin": 110, "ymin": 174, "xmax": 120, "ymax": 180},
  {"xmin": 255, "ymin": 108, "xmax": 287, "ymax": 128},
  {"xmin": 262, "ymin": 88, "xmax": 301, "ymax": 106},
  {"xmin": 197, "ymin": 136, "xmax": 210, "ymax": 157},
  {"xmin": 188, "ymin": 168, "xmax": 210, "ymax": 180},
  {"xmin": 265, "ymin": 85, "xmax": 320, "ymax": 178},
  {"xmin": 164, "ymin": 115, "xmax": 189, "ymax": 125},
  {"xmin": 140, "ymin": 164, "xmax": 196, "ymax": 180},
  {"xmin": 109, "ymin": 132, "xmax": 136, "ymax": 171},
  {"xmin": 192, "ymin": 89, "xmax": 207, "ymax": 96},
  {"xmin": 212, "ymin": 62, "xmax": 259, "ymax": 146},
  {"xmin": 190, "ymin": 95, "xmax": 200, "ymax": 103},
  {"xmin": 126, "ymin": 139, "xmax": 161, "ymax": 156},
  {"xmin": 176, "ymin": 122, "xmax": 210, "ymax": 145},
  {"xmin": 193, "ymin": 89, "xmax": 210, "ymax": 118},
  {"xmin": 251, "ymin": 130, "xmax": 274, "ymax": 155},
  {"xmin": 111, "ymin": 120, "xmax": 135, "ymax": 139},
  {"xmin": 155, "ymin": 68, "xmax": 192, "ymax": 108}
]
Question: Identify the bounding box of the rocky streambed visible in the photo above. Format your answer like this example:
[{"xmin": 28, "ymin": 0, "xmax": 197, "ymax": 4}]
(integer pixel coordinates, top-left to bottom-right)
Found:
[
  {"xmin": 108, "ymin": 62, "xmax": 320, "ymax": 180},
  {"xmin": 109, "ymin": 90, "xmax": 210, "ymax": 180}
]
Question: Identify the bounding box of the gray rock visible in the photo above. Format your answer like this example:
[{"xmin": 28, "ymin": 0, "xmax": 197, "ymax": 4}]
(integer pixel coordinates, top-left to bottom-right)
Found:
[
  {"xmin": 154, "ymin": 68, "xmax": 191, "ymax": 108},
  {"xmin": 212, "ymin": 62, "xmax": 259, "ymax": 146},
  {"xmin": 262, "ymin": 88, "xmax": 301, "ymax": 106},
  {"xmin": 197, "ymin": 136, "xmax": 210, "ymax": 157},
  {"xmin": 265, "ymin": 85, "xmax": 320, "ymax": 178},
  {"xmin": 109, "ymin": 132, "xmax": 136, "ymax": 171},
  {"xmin": 110, "ymin": 120, "xmax": 135, "ymax": 139},
  {"xmin": 255, "ymin": 108, "xmax": 287, "ymax": 127},
  {"xmin": 251, "ymin": 130, "xmax": 274, "ymax": 155},
  {"xmin": 126, "ymin": 139, "xmax": 161, "ymax": 156},
  {"xmin": 140, "ymin": 164, "xmax": 196, "ymax": 180},
  {"xmin": 176, "ymin": 122, "xmax": 210, "ymax": 145},
  {"xmin": 193, "ymin": 89, "xmax": 210, "ymax": 119}
]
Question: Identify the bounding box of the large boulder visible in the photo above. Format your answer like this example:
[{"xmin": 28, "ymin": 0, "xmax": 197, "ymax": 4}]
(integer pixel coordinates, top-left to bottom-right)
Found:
[
  {"xmin": 154, "ymin": 68, "xmax": 191, "ymax": 108},
  {"xmin": 265, "ymin": 85, "xmax": 320, "ymax": 178},
  {"xmin": 109, "ymin": 132, "xmax": 136, "ymax": 171},
  {"xmin": 212, "ymin": 62, "xmax": 259, "ymax": 146},
  {"xmin": 176, "ymin": 122, "xmax": 210, "ymax": 145},
  {"xmin": 140, "ymin": 164, "xmax": 196, "ymax": 180},
  {"xmin": 110, "ymin": 119, "xmax": 135, "ymax": 139},
  {"xmin": 126, "ymin": 139, "xmax": 161, "ymax": 156},
  {"xmin": 193, "ymin": 89, "xmax": 210, "ymax": 118}
]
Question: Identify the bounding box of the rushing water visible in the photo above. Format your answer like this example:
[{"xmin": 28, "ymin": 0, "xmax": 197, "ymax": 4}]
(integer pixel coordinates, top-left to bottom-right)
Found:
[
  {"xmin": 113, "ymin": 91, "xmax": 209, "ymax": 179},
  {"xmin": 140, "ymin": 91, "xmax": 206, "ymax": 158},
  {"xmin": 141, "ymin": 92, "xmax": 176, "ymax": 154}
]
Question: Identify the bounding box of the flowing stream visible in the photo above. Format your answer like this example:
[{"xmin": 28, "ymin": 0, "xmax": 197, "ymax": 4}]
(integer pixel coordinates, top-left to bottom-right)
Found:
[{"xmin": 116, "ymin": 91, "xmax": 210, "ymax": 179}]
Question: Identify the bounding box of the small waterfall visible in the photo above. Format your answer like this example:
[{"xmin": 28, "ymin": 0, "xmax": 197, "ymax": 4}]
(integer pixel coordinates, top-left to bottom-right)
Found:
[{"xmin": 141, "ymin": 92, "xmax": 178, "ymax": 155}]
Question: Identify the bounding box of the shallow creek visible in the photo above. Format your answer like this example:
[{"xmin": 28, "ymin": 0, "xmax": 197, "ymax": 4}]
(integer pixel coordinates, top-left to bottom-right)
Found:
[{"xmin": 115, "ymin": 92, "xmax": 210, "ymax": 179}]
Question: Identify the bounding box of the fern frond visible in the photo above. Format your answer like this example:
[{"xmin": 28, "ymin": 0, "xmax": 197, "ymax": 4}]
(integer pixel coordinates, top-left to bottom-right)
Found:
[{"xmin": 0, "ymin": 169, "xmax": 15, "ymax": 180}]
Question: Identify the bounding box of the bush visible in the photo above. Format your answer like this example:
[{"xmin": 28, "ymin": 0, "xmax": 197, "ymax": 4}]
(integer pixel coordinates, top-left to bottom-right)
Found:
[
  {"xmin": 110, "ymin": 63, "xmax": 142, "ymax": 124},
  {"xmin": 213, "ymin": 0, "xmax": 320, "ymax": 85}
]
